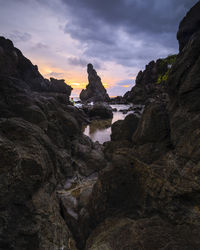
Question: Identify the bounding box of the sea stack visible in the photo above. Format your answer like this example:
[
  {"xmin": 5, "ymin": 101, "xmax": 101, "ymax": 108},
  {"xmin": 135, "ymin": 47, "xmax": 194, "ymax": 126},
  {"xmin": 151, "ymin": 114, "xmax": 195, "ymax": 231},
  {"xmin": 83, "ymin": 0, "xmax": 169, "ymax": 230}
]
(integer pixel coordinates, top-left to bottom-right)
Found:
[{"xmin": 80, "ymin": 63, "xmax": 110, "ymax": 103}]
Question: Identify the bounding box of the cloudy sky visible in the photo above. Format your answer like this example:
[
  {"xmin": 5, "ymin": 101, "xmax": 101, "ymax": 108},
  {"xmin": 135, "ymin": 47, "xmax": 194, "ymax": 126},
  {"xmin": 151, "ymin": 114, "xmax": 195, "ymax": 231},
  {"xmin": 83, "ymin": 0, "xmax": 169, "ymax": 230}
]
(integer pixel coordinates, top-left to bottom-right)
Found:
[{"xmin": 0, "ymin": 0, "xmax": 198, "ymax": 96}]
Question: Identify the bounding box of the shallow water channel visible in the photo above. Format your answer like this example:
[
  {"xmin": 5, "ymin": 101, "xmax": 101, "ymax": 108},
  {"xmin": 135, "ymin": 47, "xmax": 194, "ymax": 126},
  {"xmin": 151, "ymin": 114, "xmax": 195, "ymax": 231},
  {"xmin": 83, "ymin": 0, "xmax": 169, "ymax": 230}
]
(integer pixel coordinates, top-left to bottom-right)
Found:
[{"xmin": 83, "ymin": 104, "xmax": 133, "ymax": 144}]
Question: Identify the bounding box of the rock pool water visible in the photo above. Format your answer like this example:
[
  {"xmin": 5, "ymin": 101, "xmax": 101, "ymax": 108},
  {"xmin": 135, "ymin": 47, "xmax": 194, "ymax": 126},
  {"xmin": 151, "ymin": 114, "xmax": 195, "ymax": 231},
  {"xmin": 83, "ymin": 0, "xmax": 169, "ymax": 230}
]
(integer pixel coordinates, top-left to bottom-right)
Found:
[{"xmin": 83, "ymin": 104, "xmax": 133, "ymax": 144}]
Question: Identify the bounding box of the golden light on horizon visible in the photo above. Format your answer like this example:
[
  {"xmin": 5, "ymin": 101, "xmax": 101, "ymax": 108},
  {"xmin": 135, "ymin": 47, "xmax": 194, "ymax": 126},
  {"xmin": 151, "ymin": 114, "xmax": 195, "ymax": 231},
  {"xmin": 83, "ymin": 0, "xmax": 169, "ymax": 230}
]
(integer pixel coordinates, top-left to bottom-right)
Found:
[
  {"xmin": 33, "ymin": 61, "xmax": 130, "ymax": 96},
  {"xmin": 122, "ymin": 85, "xmax": 131, "ymax": 88},
  {"xmin": 102, "ymin": 82, "xmax": 108, "ymax": 88},
  {"xmin": 68, "ymin": 81, "xmax": 87, "ymax": 90}
]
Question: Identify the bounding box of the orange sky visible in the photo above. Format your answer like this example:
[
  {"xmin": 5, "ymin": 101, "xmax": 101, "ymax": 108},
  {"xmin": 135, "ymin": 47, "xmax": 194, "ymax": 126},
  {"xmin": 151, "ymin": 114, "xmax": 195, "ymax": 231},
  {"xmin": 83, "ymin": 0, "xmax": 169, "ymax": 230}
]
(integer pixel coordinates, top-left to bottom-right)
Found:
[{"xmin": 38, "ymin": 62, "xmax": 133, "ymax": 97}]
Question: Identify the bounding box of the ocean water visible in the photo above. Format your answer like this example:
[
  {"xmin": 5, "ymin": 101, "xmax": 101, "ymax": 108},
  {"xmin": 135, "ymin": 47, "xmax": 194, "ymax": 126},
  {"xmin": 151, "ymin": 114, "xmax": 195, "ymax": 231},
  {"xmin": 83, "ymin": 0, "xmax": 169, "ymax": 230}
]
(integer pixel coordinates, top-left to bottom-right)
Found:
[{"xmin": 83, "ymin": 104, "xmax": 133, "ymax": 144}]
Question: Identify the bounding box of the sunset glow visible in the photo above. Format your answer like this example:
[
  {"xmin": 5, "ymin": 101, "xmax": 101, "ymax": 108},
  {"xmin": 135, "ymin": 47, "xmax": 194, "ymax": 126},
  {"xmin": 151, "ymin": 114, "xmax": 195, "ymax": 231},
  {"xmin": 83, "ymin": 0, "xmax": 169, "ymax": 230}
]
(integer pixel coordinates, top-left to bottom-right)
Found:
[{"xmin": 1, "ymin": 0, "xmax": 193, "ymax": 97}]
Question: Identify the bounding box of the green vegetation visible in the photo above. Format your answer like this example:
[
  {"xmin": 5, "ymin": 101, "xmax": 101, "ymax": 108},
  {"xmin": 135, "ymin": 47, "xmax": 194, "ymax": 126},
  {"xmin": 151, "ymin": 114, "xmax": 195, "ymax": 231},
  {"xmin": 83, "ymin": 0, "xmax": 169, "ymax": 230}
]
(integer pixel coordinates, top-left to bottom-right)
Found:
[
  {"xmin": 163, "ymin": 54, "xmax": 177, "ymax": 65},
  {"xmin": 156, "ymin": 54, "xmax": 177, "ymax": 84}
]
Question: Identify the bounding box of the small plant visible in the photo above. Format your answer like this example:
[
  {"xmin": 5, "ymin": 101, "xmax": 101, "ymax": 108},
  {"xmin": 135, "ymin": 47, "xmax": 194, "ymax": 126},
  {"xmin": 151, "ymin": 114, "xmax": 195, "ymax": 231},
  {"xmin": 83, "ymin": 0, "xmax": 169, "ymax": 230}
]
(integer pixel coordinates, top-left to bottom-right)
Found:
[
  {"xmin": 157, "ymin": 72, "xmax": 168, "ymax": 84},
  {"xmin": 156, "ymin": 54, "xmax": 177, "ymax": 84}
]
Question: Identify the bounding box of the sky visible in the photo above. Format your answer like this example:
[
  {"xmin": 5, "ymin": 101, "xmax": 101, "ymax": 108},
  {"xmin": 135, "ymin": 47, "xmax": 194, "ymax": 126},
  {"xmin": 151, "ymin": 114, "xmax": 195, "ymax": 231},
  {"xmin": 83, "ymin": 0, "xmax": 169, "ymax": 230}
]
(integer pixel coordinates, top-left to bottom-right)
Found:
[{"xmin": 0, "ymin": 0, "xmax": 198, "ymax": 96}]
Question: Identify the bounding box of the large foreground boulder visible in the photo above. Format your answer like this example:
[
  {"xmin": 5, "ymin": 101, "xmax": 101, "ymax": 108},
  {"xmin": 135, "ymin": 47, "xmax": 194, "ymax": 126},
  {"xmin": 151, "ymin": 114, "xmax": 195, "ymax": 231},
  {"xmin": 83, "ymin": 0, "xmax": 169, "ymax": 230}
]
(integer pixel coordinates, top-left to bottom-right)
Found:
[
  {"xmin": 86, "ymin": 216, "xmax": 200, "ymax": 250},
  {"xmin": 80, "ymin": 64, "xmax": 110, "ymax": 103},
  {"xmin": 111, "ymin": 113, "xmax": 139, "ymax": 142}
]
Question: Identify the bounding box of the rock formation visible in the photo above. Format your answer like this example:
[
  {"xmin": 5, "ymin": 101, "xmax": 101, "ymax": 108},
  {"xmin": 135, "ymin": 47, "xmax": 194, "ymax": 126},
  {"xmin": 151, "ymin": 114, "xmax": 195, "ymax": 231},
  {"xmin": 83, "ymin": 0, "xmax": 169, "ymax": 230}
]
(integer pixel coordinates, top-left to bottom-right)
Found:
[
  {"xmin": 85, "ymin": 2, "xmax": 200, "ymax": 249},
  {"xmin": 0, "ymin": 36, "xmax": 72, "ymax": 101},
  {"xmin": 80, "ymin": 64, "xmax": 110, "ymax": 103},
  {"xmin": 124, "ymin": 55, "xmax": 176, "ymax": 104},
  {"xmin": 177, "ymin": 1, "xmax": 200, "ymax": 52},
  {"xmin": 1, "ymin": 2, "xmax": 200, "ymax": 250},
  {"xmin": 0, "ymin": 37, "xmax": 106, "ymax": 250},
  {"xmin": 82, "ymin": 103, "xmax": 113, "ymax": 120}
]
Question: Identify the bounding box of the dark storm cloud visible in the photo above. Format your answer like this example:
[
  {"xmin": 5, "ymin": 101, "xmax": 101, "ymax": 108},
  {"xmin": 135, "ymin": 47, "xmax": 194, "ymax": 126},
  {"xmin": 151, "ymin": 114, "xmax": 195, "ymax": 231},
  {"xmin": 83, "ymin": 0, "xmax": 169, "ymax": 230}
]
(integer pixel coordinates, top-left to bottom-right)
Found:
[
  {"xmin": 67, "ymin": 57, "xmax": 89, "ymax": 67},
  {"xmin": 67, "ymin": 56, "xmax": 101, "ymax": 69},
  {"xmin": 62, "ymin": 0, "xmax": 197, "ymax": 34},
  {"xmin": 61, "ymin": 0, "xmax": 198, "ymax": 67}
]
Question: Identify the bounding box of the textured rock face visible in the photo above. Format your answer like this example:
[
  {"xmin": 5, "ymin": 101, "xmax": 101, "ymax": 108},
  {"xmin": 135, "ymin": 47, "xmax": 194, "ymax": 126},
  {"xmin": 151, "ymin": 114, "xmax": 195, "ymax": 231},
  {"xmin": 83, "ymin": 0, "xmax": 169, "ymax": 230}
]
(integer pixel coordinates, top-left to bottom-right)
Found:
[
  {"xmin": 80, "ymin": 64, "xmax": 110, "ymax": 103},
  {"xmin": 111, "ymin": 113, "xmax": 139, "ymax": 142},
  {"xmin": 1, "ymin": 2, "xmax": 200, "ymax": 249},
  {"xmin": 48, "ymin": 77, "xmax": 72, "ymax": 95},
  {"xmin": 123, "ymin": 56, "xmax": 175, "ymax": 104},
  {"xmin": 82, "ymin": 103, "xmax": 113, "ymax": 120},
  {"xmin": 84, "ymin": 3, "xmax": 200, "ymax": 250},
  {"xmin": 0, "ymin": 37, "xmax": 106, "ymax": 250},
  {"xmin": 0, "ymin": 87, "xmax": 79, "ymax": 249},
  {"xmin": 86, "ymin": 216, "xmax": 200, "ymax": 250},
  {"xmin": 177, "ymin": 1, "xmax": 200, "ymax": 52},
  {"xmin": 0, "ymin": 36, "xmax": 72, "ymax": 97}
]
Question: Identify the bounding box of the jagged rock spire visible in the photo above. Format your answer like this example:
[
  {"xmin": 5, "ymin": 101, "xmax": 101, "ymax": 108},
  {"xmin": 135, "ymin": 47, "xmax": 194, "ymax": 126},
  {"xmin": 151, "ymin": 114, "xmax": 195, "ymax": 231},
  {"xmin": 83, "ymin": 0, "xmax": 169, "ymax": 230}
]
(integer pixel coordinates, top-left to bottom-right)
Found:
[{"xmin": 80, "ymin": 64, "xmax": 110, "ymax": 102}]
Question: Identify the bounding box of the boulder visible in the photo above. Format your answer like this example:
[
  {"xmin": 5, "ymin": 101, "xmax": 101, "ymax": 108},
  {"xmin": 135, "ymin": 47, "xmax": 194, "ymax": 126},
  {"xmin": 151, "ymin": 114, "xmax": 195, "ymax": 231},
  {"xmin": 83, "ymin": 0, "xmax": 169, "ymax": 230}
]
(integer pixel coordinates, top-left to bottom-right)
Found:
[
  {"xmin": 80, "ymin": 64, "xmax": 110, "ymax": 103},
  {"xmin": 111, "ymin": 113, "xmax": 139, "ymax": 142},
  {"xmin": 86, "ymin": 216, "xmax": 200, "ymax": 250},
  {"xmin": 83, "ymin": 103, "xmax": 113, "ymax": 120},
  {"xmin": 0, "ymin": 118, "xmax": 77, "ymax": 250},
  {"xmin": 132, "ymin": 102, "xmax": 170, "ymax": 145}
]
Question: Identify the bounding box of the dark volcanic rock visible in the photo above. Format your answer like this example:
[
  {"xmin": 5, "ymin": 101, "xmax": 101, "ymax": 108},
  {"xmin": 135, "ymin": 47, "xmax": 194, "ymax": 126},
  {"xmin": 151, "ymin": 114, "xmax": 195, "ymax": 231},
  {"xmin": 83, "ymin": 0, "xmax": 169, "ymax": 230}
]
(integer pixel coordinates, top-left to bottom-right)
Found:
[
  {"xmin": 1, "ymin": 2, "xmax": 200, "ymax": 249},
  {"xmin": 86, "ymin": 3, "xmax": 200, "ymax": 250},
  {"xmin": 111, "ymin": 113, "xmax": 139, "ymax": 142},
  {"xmin": 109, "ymin": 96, "xmax": 127, "ymax": 104},
  {"xmin": 167, "ymin": 13, "xmax": 200, "ymax": 162},
  {"xmin": 0, "ymin": 36, "xmax": 72, "ymax": 100},
  {"xmin": 177, "ymin": 1, "xmax": 200, "ymax": 52},
  {"xmin": 82, "ymin": 103, "xmax": 113, "ymax": 120},
  {"xmin": 80, "ymin": 64, "xmax": 110, "ymax": 103},
  {"xmin": 123, "ymin": 55, "xmax": 176, "ymax": 104},
  {"xmin": 86, "ymin": 216, "xmax": 200, "ymax": 250},
  {"xmin": 48, "ymin": 77, "xmax": 72, "ymax": 95},
  {"xmin": 132, "ymin": 102, "xmax": 170, "ymax": 145},
  {"xmin": 0, "ymin": 37, "xmax": 104, "ymax": 250}
]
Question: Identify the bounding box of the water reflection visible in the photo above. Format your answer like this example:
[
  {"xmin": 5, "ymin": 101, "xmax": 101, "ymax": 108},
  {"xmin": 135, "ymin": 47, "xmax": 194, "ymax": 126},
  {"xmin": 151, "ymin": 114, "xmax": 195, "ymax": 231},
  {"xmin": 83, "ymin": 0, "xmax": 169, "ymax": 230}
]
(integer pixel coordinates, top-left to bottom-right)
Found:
[
  {"xmin": 89, "ymin": 119, "xmax": 112, "ymax": 134},
  {"xmin": 83, "ymin": 104, "xmax": 132, "ymax": 144}
]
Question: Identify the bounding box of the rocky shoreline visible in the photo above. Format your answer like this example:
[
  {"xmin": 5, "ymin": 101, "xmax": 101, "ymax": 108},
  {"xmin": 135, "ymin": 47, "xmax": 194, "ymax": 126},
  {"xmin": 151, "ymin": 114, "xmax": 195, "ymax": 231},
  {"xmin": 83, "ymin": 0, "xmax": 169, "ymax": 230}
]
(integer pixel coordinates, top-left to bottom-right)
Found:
[{"xmin": 0, "ymin": 2, "xmax": 200, "ymax": 250}]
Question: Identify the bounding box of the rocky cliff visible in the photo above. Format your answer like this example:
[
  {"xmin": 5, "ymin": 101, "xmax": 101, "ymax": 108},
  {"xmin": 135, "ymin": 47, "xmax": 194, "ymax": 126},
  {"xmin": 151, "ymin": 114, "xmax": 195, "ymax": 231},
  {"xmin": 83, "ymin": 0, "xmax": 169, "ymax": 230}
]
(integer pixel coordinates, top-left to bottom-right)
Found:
[
  {"xmin": 0, "ymin": 37, "xmax": 107, "ymax": 250},
  {"xmin": 85, "ymin": 2, "xmax": 200, "ymax": 249},
  {"xmin": 80, "ymin": 64, "xmax": 110, "ymax": 103},
  {"xmin": 124, "ymin": 54, "xmax": 176, "ymax": 104},
  {"xmin": 1, "ymin": 2, "xmax": 200, "ymax": 250}
]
